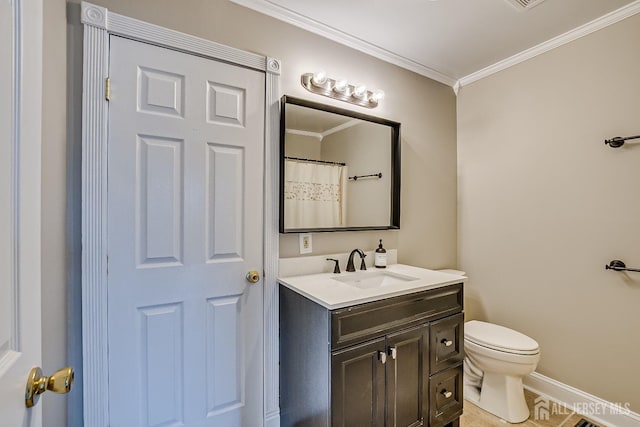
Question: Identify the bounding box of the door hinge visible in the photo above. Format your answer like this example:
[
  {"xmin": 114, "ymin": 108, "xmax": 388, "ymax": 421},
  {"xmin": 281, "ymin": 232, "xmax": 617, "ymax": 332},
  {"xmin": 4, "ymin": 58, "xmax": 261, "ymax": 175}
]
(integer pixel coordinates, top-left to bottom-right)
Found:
[{"xmin": 105, "ymin": 77, "xmax": 110, "ymax": 101}]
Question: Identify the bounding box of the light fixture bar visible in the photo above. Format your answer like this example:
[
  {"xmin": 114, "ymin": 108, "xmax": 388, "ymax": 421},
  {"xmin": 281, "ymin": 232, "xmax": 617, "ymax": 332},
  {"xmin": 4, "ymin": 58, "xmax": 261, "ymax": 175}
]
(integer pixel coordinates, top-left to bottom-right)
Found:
[{"xmin": 301, "ymin": 72, "xmax": 384, "ymax": 109}]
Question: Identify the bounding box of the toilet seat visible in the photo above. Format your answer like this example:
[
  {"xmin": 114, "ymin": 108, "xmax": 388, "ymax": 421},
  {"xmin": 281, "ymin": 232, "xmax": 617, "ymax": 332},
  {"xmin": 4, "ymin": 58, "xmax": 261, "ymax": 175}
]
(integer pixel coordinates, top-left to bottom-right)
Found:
[{"xmin": 465, "ymin": 320, "xmax": 539, "ymax": 355}]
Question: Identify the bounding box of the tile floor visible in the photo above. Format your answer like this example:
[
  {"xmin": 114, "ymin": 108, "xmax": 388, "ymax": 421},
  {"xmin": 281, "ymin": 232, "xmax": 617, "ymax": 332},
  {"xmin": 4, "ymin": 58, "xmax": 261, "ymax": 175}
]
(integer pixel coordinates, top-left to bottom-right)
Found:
[{"xmin": 460, "ymin": 389, "xmax": 601, "ymax": 427}]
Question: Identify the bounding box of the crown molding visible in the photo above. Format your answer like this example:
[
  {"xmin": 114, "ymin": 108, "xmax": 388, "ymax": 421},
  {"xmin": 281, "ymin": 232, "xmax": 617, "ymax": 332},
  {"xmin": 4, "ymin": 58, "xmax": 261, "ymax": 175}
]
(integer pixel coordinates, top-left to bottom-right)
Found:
[
  {"xmin": 285, "ymin": 129, "xmax": 323, "ymax": 140},
  {"xmin": 457, "ymin": 0, "xmax": 640, "ymax": 89},
  {"xmin": 228, "ymin": 0, "xmax": 457, "ymax": 87},
  {"xmin": 231, "ymin": 0, "xmax": 640, "ymax": 92}
]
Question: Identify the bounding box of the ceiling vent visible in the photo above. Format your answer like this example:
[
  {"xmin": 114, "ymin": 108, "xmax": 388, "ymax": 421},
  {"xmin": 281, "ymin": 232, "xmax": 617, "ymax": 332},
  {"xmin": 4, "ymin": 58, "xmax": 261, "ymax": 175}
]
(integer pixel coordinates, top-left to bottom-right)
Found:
[{"xmin": 505, "ymin": 0, "xmax": 548, "ymax": 10}]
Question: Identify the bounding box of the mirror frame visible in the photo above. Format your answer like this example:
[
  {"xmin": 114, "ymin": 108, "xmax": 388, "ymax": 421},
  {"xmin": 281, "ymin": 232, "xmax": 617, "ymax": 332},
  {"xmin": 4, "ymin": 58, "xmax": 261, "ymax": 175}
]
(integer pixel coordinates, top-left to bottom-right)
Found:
[{"xmin": 279, "ymin": 95, "xmax": 401, "ymax": 233}]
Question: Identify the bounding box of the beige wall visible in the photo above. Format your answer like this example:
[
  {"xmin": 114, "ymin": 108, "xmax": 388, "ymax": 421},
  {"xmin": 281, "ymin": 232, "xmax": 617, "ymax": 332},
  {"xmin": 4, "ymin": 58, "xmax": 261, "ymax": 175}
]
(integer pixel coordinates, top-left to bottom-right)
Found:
[
  {"xmin": 43, "ymin": 0, "xmax": 457, "ymax": 424},
  {"xmin": 458, "ymin": 14, "xmax": 640, "ymax": 411},
  {"xmin": 283, "ymin": 134, "xmax": 321, "ymax": 159},
  {"xmin": 322, "ymin": 123, "xmax": 391, "ymax": 227}
]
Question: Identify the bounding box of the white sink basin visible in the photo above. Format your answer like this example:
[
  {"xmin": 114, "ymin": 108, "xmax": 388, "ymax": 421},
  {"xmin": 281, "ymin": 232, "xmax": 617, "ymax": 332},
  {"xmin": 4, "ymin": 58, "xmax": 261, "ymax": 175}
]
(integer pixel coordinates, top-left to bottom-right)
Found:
[{"xmin": 332, "ymin": 270, "xmax": 419, "ymax": 289}]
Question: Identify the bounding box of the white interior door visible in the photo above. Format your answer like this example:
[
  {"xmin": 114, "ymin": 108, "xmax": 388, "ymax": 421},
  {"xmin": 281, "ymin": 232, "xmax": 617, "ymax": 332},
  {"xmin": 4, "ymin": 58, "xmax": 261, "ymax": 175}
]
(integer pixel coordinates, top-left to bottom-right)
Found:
[
  {"xmin": 107, "ymin": 36, "xmax": 265, "ymax": 426},
  {"xmin": 0, "ymin": 0, "xmax": 43, "ymax": 424}
]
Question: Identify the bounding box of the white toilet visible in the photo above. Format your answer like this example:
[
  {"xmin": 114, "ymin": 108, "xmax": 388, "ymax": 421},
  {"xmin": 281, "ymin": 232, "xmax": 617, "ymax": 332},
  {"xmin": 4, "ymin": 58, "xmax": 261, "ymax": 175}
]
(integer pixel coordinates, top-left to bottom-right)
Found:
[{"xmin": 464, "ymin": 320, "xmax": 540, "ymax": 423}]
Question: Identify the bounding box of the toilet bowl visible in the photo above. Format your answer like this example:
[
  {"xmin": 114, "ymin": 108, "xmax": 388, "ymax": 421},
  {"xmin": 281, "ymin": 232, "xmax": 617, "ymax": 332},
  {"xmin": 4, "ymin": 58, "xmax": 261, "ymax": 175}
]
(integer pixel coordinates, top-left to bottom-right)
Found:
[{"xmin": 464, "ymin": 320, "xmax": 540, "ymax": 423}]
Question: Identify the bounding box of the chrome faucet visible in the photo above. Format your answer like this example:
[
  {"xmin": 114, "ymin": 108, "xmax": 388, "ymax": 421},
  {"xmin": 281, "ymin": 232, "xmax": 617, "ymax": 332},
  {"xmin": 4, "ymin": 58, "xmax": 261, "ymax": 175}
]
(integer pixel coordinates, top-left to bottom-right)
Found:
[{"xmin": 346, "ymin": 249, "xmax": 367, "ymax": 272}]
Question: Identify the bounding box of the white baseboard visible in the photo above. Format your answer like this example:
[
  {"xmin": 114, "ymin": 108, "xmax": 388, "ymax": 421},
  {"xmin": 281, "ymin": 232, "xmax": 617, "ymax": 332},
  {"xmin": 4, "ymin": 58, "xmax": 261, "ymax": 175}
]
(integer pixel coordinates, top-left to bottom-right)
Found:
[
  {"xmin": 265, "ymin": 412, "xmax": 280, "ymax": 427},
  {"xmin": 524, "ymin": 372, "xmax": 640, "ymax": 427}
]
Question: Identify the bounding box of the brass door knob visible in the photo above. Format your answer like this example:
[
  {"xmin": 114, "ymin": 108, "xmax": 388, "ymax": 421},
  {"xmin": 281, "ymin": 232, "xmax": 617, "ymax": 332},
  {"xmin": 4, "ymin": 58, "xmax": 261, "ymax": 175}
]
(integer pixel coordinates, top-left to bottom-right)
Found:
[
  {"xmin": 246, "ymin": 270, "xmax": 260, "ymax": 284},
  {"xmin": 25, "ymin": 366, "xmax": 74, "ymax": 408}
]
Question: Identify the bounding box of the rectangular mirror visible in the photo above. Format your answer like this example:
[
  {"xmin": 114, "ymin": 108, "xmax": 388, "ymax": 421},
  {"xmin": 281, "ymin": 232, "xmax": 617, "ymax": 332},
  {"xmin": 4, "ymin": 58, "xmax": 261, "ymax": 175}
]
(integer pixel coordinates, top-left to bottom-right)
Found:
[{"xmin": 280, "ymin": 95, "xmax": 401, "ymax": 233}]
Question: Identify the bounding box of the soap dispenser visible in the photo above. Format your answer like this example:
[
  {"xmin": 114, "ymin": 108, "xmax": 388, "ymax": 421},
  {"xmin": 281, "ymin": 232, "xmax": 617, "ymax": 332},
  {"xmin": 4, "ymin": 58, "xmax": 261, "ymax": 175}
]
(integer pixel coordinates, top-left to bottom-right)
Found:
[{"xmin": 375, "ymin": 239, "xmax": 387, "ymax": 269}]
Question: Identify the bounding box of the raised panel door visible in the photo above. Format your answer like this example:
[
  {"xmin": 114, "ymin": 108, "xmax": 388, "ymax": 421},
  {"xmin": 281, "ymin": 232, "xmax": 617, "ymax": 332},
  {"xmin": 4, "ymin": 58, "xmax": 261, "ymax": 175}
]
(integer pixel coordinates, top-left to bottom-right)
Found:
[
  {"xmin": 331, "ymin": 338, "xmax": 386, "ymax": 427},
  {"xmin": 107, "ymin": 35, "xmax": 265, "ymax": 426},
  {"xmin": 0, "ymin": 0, "xmax": 43, "ymax": 424},
  {"xmin": 386, "ymin": 325, "xmax": 429, "ymax": 427}
]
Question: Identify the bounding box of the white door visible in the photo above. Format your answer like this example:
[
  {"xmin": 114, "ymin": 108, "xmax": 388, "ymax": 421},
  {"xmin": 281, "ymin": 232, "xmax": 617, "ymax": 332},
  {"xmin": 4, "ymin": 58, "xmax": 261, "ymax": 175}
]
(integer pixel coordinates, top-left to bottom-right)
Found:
[
  {"xmin": 0, "ymin": 0, "xmax": 43, "ymax": 424},
  {"xmin": 107, "ymin": 36, "xmax": 265, "ymax": 426}
]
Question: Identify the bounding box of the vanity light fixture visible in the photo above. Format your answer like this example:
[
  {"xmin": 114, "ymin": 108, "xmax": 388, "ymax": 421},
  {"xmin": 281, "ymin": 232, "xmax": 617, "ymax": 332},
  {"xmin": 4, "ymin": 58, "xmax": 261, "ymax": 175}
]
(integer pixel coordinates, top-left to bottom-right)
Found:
[{"xmin": 301, "ymin": 71, "xmax": 385, "ymax": 108}]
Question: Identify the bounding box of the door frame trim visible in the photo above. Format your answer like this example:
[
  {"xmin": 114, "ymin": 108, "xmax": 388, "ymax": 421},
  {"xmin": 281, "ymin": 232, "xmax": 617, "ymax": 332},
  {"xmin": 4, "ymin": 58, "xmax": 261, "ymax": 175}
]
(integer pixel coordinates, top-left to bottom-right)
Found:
[{"xmin": 80, "ymin": 3, "xmax": 281, "ymax": 425}]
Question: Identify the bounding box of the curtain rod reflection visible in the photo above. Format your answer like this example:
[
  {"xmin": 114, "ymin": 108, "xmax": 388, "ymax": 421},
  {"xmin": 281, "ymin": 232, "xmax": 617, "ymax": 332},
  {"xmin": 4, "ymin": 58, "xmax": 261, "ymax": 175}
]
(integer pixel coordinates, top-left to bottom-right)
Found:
[{"xmin": 284, "ymin": 156, "xmax": 346, "ymax": 166}]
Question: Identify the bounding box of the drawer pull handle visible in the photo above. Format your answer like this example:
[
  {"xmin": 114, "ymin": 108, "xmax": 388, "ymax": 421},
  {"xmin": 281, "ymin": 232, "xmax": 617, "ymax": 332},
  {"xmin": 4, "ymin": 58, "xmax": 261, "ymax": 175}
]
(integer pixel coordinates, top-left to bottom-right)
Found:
[
  {"xmin": 388, "ymin": 347, "xmax": 397, "ymax": 360},
  {"xmin": 441, "ymin": 390, "xmax": 453, "ymax": 399},
  {"xmin": 378, "ymin": 351, "xmax": 387, "ymax": 364},
  {"xmin": 441, "ymin": 339, "xmax": 453, "ymax": 347}
]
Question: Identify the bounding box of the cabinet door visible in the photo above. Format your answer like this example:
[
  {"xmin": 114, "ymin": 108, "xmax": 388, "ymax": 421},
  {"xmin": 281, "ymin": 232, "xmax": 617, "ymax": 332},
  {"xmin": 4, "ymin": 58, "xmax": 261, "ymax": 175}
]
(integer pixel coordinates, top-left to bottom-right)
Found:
[
  {"xmin": 332, "ymin": 338, "xmax": 386, "ymax": 427},
  {"xmin": 386, "ymin": 325, "xmax": 429, "ymax": 427}
]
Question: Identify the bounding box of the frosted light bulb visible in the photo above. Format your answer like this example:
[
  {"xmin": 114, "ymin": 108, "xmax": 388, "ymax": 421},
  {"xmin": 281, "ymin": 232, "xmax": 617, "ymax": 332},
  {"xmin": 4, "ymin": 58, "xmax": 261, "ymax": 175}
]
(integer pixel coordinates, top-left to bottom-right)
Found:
[
  {"xmin": 352, "ymin": 83, "xmax": 367, "ymax": 99},
  {"xmin": 333, "ymin": 78, "xmax": 348, "ymax": 93},
  {"xmin": 311, "ymin": 70, "xmax": 327, "ymax": 86}
]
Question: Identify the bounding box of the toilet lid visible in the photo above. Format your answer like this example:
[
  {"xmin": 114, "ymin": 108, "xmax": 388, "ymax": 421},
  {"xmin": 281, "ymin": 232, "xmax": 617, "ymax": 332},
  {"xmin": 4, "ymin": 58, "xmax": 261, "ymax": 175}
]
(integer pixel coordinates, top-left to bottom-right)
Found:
[{"xmin": 465, "ymin": 320, "xmax": 539, "ymax": 354}]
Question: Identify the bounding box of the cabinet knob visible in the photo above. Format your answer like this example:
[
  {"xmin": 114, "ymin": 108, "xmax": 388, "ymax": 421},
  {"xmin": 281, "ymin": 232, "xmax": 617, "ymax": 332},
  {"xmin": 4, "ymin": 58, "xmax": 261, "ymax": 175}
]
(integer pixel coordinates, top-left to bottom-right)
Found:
[
  {"xmin": 388, "ymin": 347, "xmax": 397, "ymax": 360},
  {"xmin": 378, "ymin": 351, "xmax": 387, "ymax": 364},
  {"xmin": 441, "ymin": 389, "xmax": 453, "ymax": 399},
  {"xmin": 441, "ymin": 338, "xmax": 453, "ymax": 347}
]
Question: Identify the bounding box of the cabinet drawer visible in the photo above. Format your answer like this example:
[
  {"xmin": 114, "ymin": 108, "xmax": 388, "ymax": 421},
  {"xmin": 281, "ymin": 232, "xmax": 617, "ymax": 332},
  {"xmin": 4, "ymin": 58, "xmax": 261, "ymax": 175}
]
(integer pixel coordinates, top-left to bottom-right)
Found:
[
  {"xmin": 331, "ymin": 284, "xmax": 463, "ymax": 349},
  {"xmin": 430, "ymin": 313, "xmax": 464, "ymax": 374},
  {"xmin": 429, "ymin": 363, "xmax": 463, "ymax": 427}
]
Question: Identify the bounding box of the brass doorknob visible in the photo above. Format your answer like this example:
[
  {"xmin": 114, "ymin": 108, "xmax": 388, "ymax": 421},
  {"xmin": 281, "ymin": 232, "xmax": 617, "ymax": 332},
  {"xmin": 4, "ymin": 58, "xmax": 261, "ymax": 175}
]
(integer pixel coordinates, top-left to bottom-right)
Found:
[
  {"xmin": 246, "ymin": 270, "xmax": 260, "ymax": 284},
  {"xmin": 25, "ymin": 366, "xmax": 74, "ymax": 408}
]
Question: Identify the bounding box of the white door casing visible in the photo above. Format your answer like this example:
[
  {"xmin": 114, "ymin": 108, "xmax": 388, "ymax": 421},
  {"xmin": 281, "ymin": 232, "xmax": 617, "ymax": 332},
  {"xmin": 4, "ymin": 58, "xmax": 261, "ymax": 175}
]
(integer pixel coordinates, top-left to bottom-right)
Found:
[
  {"xmin": 107, "ymin": 35, "xmax": 264, "ymax": 425},
  {"xmin": 0, "ymin": 0, "xmax": 43, "ymax": 425},
  {"xmin": 80, "ymin": 3, "xmax": 282, "ymax": 426}
]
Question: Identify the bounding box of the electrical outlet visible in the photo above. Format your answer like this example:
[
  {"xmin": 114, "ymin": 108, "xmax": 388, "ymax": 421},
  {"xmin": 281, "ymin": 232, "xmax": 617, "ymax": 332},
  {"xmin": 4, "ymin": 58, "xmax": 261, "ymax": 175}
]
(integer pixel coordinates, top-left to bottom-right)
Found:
[{"xmin": 299, "ymin": 233, "xmax": 312, "ymax": 254}]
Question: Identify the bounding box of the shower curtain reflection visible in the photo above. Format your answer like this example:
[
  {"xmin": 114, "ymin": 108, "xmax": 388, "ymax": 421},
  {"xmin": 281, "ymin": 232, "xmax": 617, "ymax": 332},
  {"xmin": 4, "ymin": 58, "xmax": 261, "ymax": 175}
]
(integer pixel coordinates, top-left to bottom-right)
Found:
[{"xmin": 284, "ymin": 159, "xmax": 347, "ymax": 229}]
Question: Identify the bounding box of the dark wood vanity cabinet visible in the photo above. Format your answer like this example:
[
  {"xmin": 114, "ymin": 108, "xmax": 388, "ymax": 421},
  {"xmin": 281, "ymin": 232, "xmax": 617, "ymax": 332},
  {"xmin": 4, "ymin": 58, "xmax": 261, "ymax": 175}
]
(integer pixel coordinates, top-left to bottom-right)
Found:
[{"xmin": 280, "ymin": 283, "xmax": 464, "ymax": 427}]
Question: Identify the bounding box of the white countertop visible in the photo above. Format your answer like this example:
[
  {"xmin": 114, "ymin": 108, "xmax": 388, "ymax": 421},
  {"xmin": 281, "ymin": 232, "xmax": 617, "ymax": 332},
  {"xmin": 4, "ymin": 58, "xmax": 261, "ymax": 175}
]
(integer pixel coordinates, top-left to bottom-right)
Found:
[{"xmin": 278, "ymin": 264, "xmax": 467, "ymax": 309}]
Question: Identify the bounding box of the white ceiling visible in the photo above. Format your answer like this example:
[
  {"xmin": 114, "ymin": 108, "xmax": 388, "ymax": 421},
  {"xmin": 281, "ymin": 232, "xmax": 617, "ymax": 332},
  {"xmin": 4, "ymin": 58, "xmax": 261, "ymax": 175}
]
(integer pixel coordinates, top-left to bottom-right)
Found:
[{"xmin": 230, "ymin": 0, "xmax": 640, "ymax": 87}]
